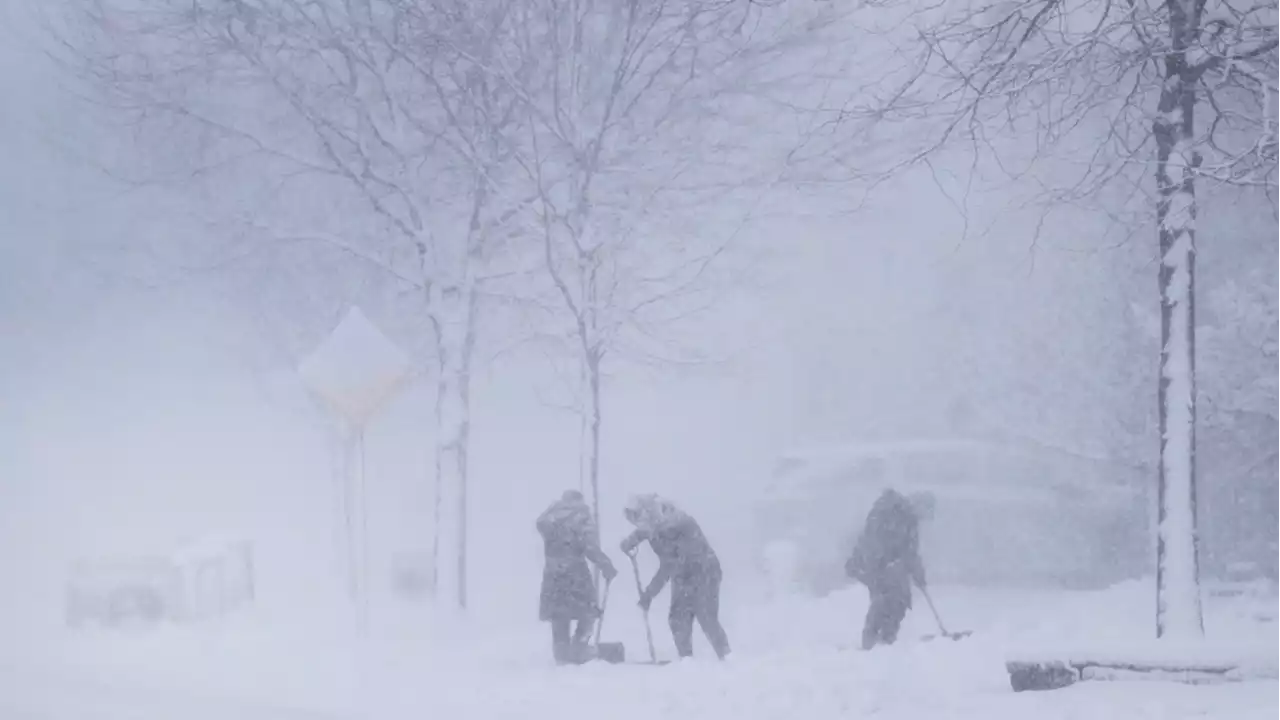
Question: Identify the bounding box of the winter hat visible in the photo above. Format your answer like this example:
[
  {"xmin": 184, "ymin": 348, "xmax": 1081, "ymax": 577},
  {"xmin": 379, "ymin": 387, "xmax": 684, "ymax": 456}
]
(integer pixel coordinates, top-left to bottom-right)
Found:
[
  {"xmin": 546, "ymin": 490, "xmax": 591, "ymax": 527},
  {"xmin": 623, "ymin": 494, "xmax": 658, "ymax": 530},
  {"xmin": 624, "ymin": 493, "xmax": 685, "ymax": 531},
  {"xmin": 623, "ymin": 494, "xmax": 651, "ymax": 523}
]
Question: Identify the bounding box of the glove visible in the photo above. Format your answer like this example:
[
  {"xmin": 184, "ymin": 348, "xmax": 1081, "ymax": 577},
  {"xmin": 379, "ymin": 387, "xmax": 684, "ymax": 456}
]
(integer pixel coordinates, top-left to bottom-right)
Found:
[
  {"xmin": 601, "ymin": 562, "xmax": 618, "ymax": 582},
  {"xmin": 637, "ymin": 590, "xmax": 653, "ymax": 611},
  {"xmin": 844, "ymin": 555, "xmax": 860, "ymax": 580},
  {"xmin": 620, "ymin": 536, "xmax": 640, "ymax": 555},
  {"xmin": 911, "ymin": 559, "xmax": 927, "ymax": 589}
]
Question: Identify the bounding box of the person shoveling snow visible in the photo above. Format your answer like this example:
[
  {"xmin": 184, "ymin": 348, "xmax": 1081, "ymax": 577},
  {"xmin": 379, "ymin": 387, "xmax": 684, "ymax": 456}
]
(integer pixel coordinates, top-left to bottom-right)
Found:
[
  {"xmin": 845, "ymin": 489, "xmax": 968, "ymax": 649},
  {"xmin": 536, "ymin": 490, "xmax": 618, "ymax": 665},
  {"xmin": 621, "ymin": 493, "xmax": 732, "ymax": 661}
]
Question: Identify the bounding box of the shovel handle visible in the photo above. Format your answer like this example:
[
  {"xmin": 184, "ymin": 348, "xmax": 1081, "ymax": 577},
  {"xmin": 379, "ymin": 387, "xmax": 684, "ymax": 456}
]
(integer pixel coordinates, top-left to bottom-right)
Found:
[
  {"xmin": 592, "ymin": 576, "xmax": 612, "ymax": 646},
  {"xmin": 918, "ymin": 584, "xmax": 949, "ymax": 636},
  {"xmin": 628, "ymin": 551, "xmax": 658, "ymax": 663}
]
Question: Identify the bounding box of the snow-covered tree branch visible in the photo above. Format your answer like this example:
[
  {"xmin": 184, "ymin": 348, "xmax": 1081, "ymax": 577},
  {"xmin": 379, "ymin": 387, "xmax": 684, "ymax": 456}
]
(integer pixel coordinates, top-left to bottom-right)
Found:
[{"xmin": 454, "ymin": 0, "xmax": 828, "ymax": 537}]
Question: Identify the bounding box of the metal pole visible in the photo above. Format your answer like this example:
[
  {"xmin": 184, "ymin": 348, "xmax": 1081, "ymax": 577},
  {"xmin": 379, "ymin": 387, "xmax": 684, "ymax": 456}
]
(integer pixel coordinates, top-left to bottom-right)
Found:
[
  {"xmin": 343, "ymin": 429, "xmax": 360, "ymax": 603},
  {"xmin": 357, "ymin": 427, "xmax": 370, "ymax": 632}
]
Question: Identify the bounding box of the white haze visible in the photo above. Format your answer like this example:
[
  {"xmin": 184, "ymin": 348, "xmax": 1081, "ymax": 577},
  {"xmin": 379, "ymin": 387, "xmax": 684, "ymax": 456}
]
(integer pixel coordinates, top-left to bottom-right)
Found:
[
  {"xmin": 0, "ymin": 0, "xmax": 1141, "ymax": 650},
  {"xmin": 0, "ymin": 0, "xmax": 1275, "ymax": 717}
]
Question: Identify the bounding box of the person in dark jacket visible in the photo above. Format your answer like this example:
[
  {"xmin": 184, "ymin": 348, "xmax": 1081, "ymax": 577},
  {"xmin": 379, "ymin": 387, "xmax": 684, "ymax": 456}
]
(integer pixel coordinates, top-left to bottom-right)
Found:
[
  {"xmin": 620, "ymin": 494, "xmax": 731, "ymax": 660},
  {"xmin": 537, "ymin": 490, "xmax": 617, "ymax": 665},
  {"xmin": 845, "ymin": 489, "xmax": 934, "ymax": 650}
]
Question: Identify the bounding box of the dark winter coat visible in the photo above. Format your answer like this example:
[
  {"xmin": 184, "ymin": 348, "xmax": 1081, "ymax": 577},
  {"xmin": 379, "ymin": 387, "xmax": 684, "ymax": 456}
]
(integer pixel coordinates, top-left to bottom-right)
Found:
[
  {"xmin": 845, "ymin": 489, "xmax": 926, "ymax": 603},
  {"xmin": 622, "ymin": 497, "xmax": 721, "ymax": 600},
  {"xmin": 537, "ymin": 496, "xmax": 614, "ymax": 622}
]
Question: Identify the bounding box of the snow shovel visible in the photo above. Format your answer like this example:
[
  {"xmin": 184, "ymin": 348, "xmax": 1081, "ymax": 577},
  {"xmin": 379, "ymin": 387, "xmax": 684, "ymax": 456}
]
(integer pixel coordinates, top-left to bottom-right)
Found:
[
  {"xmin": 590, "ymin": 576, "xmax": 627, "ymax": 664},
  {"xmin": 919, "ymin": 585, "xmax": 973, "ymax": 641},
  {"xmin": 627, "ymin": 550, "xmax": 661, "ymax": 664}
]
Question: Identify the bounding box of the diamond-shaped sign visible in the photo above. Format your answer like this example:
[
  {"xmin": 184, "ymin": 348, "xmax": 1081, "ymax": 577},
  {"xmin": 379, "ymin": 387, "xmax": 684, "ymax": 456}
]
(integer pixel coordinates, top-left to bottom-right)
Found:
[{"xmin": 298, "ymin": 306, "xmax": 413, "ymax": 425}]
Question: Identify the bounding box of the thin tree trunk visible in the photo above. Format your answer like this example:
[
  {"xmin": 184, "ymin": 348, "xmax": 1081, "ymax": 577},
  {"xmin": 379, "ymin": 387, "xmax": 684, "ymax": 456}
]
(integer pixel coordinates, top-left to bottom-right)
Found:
[
  {"xmin": 430, "ymin": 276, "xmax": 477, "ymax": 611},
  {"xmin": 430, "ymin": 169, "xmax": 489, "ymax": 611},
  {"xmin": 583, "ymin": 242, "xmax": 604, "ymax": 589},
  {"xmin": 587, "ymin": 347, "xmax": 603, "ymax": 544},
  {"xmin": 585, "ymin": 251, "xmax": 602, "ymax": 538},
  {"xmin": 457, "ymin": 281, "xmax": 480, "ymax": 611},
  {"xmin": 430, "ymin": 391, "xmax": 442, "ymax": 600},
  {"xmin": 1153, "ymin": 0, "xmax": 1204, "ymax": 639},
  {"xmin": 577, "ymin": 360, "xmax": 590, "ymax": 497}
]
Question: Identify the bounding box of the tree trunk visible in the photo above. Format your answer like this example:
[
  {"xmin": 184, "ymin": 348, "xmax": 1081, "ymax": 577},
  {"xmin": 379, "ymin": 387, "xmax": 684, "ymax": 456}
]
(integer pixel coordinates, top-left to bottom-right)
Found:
[
  {"xmin": 458, "ymin": 280, "xmax": 480, "ymax": 610},
  {"xmin": 1153, "ymin": 0, "xmax": 1204, "ymax": 639},
  {"xmin": 430, "ymin": 277, "xmax": 478, "ymax": 611},
  {"xmin": 430, "ymin": 407, "xmax": 442, "ymax": 599},
  {"xmin": 586, "ymin": 347, "xmax": 603, "ymax": 547},
  {"xmin": 584, "ymin": 252, "xmax": 603, "ymax": 539}
]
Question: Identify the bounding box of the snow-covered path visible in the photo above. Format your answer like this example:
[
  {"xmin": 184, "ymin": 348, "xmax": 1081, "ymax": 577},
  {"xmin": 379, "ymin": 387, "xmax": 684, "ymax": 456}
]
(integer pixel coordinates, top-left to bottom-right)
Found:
[
  {"xmin": 379, "ymin": 637, "xmax": 1276, "ymax": 720},
  {"xmin": 2, "ymin": 581, "xmax": 1275, "ymax": 720},
  {"xmin": 375, "ymin": 581, "xmax": 1277, "ymax": 720}
]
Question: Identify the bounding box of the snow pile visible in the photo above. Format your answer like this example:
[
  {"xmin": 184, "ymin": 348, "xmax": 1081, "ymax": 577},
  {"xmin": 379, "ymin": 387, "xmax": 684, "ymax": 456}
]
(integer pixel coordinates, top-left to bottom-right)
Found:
[
  {"xmin": 378, "ymin": 645, "xmax": 1004, "ymax": 720},
  {"xmin": 367, "ymin": 579, "xmax": 1277, "ymax": 719},
  {"xmin": 981, "ymin": 579, "xmax": 1276, "ymax": 678},
  {"xmin": 1, "ymin": 579, "xmax": 1274, "ymax": 720}
]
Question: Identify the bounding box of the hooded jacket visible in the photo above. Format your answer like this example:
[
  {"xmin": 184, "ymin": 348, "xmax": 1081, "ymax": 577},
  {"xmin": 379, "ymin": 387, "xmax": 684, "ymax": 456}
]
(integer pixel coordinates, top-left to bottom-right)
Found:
[
  {"xmin": 537, "ymin": 491, "xmax": 614, "ymax": 621},
  {"xmin": 621, "ymin": 494, "xmax": 720, "ymax": 596}
]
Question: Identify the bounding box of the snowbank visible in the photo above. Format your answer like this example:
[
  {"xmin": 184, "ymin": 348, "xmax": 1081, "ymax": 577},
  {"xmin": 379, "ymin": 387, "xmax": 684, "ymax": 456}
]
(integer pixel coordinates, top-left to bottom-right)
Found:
[{"xmin": 0, "ymin": 579, "xmax": 1273, "ymax": 720}]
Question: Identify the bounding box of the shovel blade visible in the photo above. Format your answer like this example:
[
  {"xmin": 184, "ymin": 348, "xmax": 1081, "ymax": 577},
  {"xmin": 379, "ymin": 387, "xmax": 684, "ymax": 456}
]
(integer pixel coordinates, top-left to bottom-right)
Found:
[
  {"xmin": 920, "ymin": 630, "xmax": 973, "ymax": 643},
  {"xmin": 596, "ymin": 642, "xmax": 626, "ymax": 664}
]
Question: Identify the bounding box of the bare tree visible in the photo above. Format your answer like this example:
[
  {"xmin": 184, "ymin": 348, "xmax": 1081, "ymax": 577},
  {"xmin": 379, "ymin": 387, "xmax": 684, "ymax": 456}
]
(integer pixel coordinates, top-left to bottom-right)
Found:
[
  {"xmin": 830, "ymin": 0, "xmax": 1277, "ymax": 638},
  {"xmin": 450, "ymin": 0, "xmax": 827, "ymax": 549},
  {"xmin": 389, "ymin": 0, "xmax": 542, "ymax": 611},
  {"xmin": 55, "ymin": 0, "xmax": 535, "ymax": 609}
]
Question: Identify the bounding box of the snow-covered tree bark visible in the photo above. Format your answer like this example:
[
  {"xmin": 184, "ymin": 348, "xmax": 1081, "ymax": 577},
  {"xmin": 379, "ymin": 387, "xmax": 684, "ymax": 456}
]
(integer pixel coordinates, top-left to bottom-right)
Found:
[
  {"xmin": 429, "ymin": 274, "xmax": 479, "ymax": 610},
  {"xmin": 580, "ymin": 345, "xmax": 604, "ymax": 548},
  {"xmin": 1153, "ymin": 0, "xmax": 1205, "ymax": 636},
  {"xmin": 566, "ymin": 336, "xmax": 604, "ymax": 581}
]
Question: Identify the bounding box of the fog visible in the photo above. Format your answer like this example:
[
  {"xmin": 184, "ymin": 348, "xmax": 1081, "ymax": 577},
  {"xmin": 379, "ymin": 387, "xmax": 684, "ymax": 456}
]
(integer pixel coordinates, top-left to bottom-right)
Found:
[
  {"xmin": 1, "ymin": 172, "xmax": 1140, "ymax": 599},
  {"xmin": 0, "ymin": 0, "xmax": 1275, "ymax": 717}
]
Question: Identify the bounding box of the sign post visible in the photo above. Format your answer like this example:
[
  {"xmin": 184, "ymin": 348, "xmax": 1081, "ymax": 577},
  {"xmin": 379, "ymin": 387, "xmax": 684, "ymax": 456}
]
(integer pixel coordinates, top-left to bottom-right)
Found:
[{"xmin": 298, "ymin": 307, "xmax": 412, "ymax": 629}]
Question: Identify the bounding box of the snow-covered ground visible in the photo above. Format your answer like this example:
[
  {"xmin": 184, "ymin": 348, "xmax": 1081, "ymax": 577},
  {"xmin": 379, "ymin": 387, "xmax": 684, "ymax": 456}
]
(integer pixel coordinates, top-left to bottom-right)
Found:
[{"xmin": 1, "ymin": 579, "xmax": 1275, "ymax": 719}]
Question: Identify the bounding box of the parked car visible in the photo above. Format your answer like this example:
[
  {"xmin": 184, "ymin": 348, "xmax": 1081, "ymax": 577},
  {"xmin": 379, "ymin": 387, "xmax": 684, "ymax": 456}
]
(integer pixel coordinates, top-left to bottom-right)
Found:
[
  {"xmin": 65, "ymin": 536, "xmax": 255, "ymax": 629},
  {"xmin": 751, "ymin": 438, "xmax": 1148, "ymax": 594}
]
